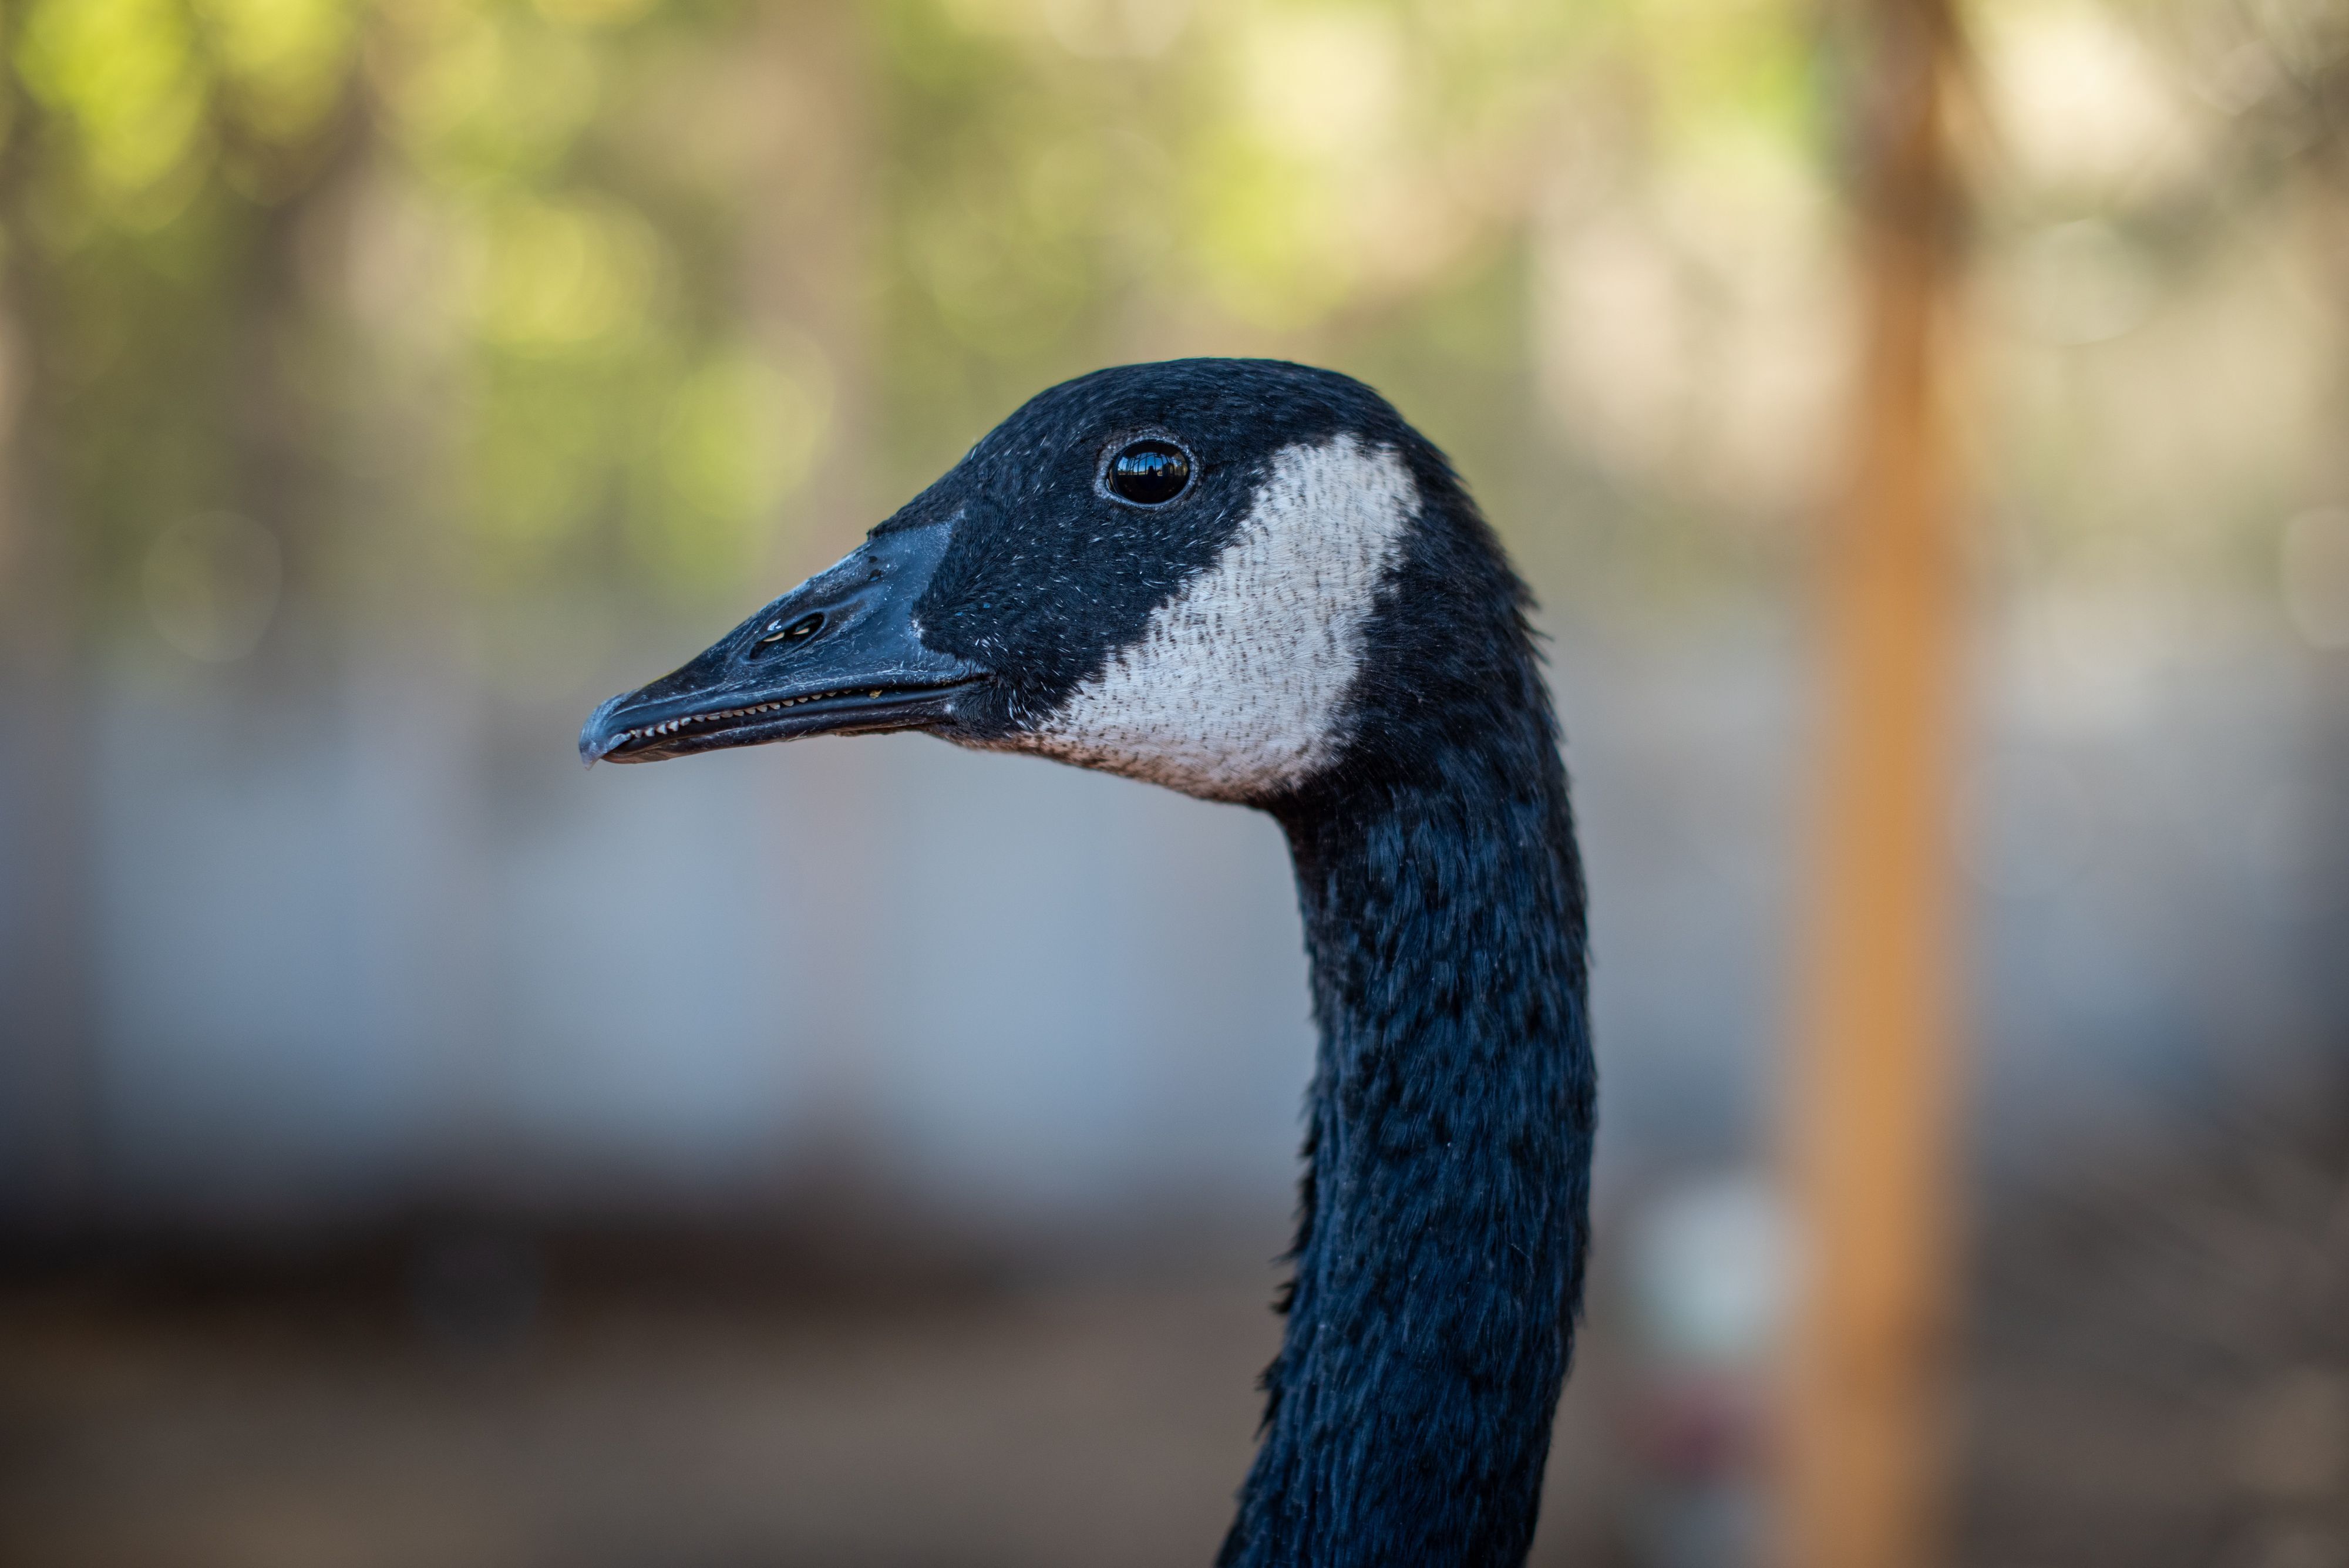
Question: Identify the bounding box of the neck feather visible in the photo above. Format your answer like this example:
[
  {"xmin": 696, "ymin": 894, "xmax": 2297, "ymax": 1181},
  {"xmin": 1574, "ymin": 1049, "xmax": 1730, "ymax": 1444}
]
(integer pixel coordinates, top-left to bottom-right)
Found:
[{"xmin": 1220, "ymin": 710, "xmax": 1594, "ymax": 1568}]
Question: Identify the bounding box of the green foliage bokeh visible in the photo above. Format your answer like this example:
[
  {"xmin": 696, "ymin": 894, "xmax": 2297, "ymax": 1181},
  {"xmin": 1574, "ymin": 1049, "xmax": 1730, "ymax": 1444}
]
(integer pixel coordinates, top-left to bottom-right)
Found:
[{"xmin": 2, "ymin": 0, "xmax": 2340, "ymax": 635}]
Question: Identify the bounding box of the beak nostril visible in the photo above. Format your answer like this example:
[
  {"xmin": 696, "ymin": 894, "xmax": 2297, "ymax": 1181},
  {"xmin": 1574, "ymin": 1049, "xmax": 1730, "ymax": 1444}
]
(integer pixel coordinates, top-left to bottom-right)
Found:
[{"xmin": 756, "ymin": 613, "xmax": 826, "ymax": 649}]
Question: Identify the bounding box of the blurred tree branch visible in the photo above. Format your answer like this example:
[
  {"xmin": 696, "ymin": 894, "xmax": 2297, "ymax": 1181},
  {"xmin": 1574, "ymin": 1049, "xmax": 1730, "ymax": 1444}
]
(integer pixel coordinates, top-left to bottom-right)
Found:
[{"xmin": 0, "ymin": 26, "xmax": 97, "ymax": 1231}]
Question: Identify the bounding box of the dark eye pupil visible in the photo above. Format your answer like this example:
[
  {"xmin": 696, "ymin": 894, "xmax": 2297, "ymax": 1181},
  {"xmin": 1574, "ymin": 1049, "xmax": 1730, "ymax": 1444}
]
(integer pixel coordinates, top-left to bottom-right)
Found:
[{"xmin": 1108, "ymin": 440, "xmax": 1190, "ymax": 504}]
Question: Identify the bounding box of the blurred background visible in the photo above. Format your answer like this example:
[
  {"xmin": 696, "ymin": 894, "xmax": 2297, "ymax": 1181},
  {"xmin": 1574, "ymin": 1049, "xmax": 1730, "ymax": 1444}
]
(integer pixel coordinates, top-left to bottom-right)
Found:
[{"xmin": 2, "ymin": 1, "xmax": 2347, "ymax": 1564}]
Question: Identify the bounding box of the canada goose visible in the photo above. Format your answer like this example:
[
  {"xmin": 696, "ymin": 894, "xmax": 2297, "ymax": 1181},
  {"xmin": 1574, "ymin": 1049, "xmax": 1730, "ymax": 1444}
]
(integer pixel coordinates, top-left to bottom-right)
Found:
[{"xmin": 581, "ymin": 358, "xmax": 1592, "ymax": 1567}]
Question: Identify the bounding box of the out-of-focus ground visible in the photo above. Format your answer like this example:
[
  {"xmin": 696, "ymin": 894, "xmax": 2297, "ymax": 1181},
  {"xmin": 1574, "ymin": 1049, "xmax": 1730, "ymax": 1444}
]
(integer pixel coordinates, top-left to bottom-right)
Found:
[
  {"xmin": 0, "ymin": 1221, "xmax": 1618, "ymax": 1568},
  {"xmin": 2, "ymin": 1244, "xmax": 1288, "ymax": 1568},
  {"xmin": 6, "ymin": 1074, "xmax": 2345, "ymax": 1568},
  {"xmin": 1958, "ymin": 1079, "xmax": 2349, "ymax": 1568}
]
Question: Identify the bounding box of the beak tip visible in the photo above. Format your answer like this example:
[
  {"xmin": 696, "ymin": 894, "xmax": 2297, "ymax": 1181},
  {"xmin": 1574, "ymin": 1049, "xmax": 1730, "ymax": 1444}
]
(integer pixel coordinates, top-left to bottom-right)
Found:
[{"xmin": 579, "ymin": 694, "xmax": 630, "ymax": 767}]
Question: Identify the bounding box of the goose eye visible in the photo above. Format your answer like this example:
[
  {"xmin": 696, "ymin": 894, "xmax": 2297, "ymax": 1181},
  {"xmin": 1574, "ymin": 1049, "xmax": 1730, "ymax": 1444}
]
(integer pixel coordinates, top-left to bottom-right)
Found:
[{"xmin": 1107, "ymin": 440, "xmax": 1191, "ymax": 505}]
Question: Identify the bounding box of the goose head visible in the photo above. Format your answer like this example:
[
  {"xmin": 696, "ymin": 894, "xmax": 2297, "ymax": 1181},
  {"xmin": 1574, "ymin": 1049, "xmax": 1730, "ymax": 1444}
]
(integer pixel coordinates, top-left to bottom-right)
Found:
[{"xmin": 580, "ymin": 358, "xmax": 1526, "ymax": 808}]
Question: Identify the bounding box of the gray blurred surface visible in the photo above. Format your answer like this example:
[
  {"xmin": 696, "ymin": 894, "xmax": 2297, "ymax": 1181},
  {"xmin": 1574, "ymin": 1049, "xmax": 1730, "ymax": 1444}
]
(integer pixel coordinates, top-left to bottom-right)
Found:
[{"xmin": 4, "ymin": 610, "xmax": 2338, "ymax": 1230}]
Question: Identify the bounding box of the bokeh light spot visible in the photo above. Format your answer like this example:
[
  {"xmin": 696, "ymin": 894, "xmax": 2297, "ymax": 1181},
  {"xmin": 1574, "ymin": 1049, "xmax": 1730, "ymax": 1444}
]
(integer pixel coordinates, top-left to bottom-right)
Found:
[
  {"xmin": 473, "ymin": 198, "xmax": 664, "ymax": 352},
  {"xmin": 2280, "ymin": 507, "xmax": 2349, "ymax": 650},
  {"xmin": 143, "ymin": 513, "xmax": 285, "ymax": 662}
]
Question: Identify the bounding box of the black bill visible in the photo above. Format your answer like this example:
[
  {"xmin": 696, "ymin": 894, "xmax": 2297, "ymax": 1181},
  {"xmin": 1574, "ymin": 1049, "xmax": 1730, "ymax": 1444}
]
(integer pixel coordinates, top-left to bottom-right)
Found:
[{"xmin": 578, "ymin": 522, "xmax": 987, "ymax": 765}]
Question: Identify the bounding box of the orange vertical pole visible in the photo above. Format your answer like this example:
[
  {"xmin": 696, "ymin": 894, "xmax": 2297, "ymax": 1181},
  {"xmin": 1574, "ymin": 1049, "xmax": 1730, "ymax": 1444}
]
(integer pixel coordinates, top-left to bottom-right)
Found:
[{"xmin": 1783, "ymin": 3, "xmax": 1967, "ymax": 1567}]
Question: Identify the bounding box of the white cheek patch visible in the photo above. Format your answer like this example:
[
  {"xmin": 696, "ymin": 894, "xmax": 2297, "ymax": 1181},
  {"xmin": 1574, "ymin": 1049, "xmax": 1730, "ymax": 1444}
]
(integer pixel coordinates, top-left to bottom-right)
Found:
[{"xmin": 1003, "ymin": 435, "xmax": 1418, "ymax": 802}]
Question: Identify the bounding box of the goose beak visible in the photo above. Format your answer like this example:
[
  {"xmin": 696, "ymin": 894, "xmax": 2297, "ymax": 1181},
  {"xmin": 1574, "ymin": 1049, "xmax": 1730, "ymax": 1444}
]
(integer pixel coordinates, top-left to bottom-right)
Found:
[{"xmin": 579, "ymin": 521, "xmax": 988, "ymax": 765}]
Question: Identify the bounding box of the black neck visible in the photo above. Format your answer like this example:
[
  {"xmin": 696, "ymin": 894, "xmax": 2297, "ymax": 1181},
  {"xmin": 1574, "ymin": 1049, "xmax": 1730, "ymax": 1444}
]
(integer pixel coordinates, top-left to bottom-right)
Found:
[{"xmin": 1220, "ymin": 716, "xmax": 1594, "ymax": 1568}]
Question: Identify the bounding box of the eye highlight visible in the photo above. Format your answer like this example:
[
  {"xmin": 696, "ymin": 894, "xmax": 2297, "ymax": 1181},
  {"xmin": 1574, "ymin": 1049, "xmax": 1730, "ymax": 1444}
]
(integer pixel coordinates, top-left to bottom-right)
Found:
[{"xmin": 1106, "ymin": 439, "xmax": 1192, "ymax": 506}]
